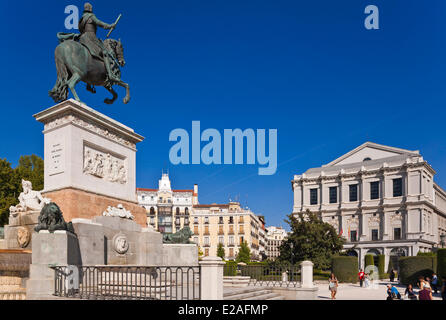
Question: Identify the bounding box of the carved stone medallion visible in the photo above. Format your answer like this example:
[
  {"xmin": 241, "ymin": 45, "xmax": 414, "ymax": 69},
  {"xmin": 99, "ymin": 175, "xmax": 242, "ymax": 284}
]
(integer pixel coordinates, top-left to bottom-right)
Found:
[
  {"xmin": 113, "ymin": 233, "xmax": 129, "ymax": 254},
  {"xmin": 17, "ymin": 227, "xmax": 31, "ymax": 248}
]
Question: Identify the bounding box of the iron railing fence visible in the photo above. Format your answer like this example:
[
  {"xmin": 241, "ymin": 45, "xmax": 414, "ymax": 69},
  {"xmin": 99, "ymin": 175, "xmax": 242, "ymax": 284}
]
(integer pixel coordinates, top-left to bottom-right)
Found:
[
  {"xmin": 52, "ymin": 265, "xmax": 201, "ymax": 300},
  {"xmin": 224, "ymin": 264, "xmax": 301, "ymax": 287}
]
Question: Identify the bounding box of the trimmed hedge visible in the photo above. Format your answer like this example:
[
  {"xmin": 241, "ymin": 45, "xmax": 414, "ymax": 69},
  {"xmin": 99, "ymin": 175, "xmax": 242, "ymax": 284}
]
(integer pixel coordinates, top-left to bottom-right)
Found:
[
  {"xmin": 377, "ymin": 255, "xmax": 385, "ymax": 277},
  {"xmin": 364, "ymin": 255, "xmax": 374, "ymax": 269},
  {"xmin": 437, "ymin": 249, "xmax": 446, "ymax": 285},
  {"xmin": 331, "ymin": 256, "xmax": 358, "ymax": 283},
  {"xmin": 399, "ymin": 256, "xmax": 437, "ymax": 285}
]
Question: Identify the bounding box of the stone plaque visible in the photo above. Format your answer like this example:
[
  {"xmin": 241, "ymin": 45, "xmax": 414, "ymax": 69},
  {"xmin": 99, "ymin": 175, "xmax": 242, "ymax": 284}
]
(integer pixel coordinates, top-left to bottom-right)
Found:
[{"xmin": 48, "ymin": 137, "xmax": 65, "ymax": 176}]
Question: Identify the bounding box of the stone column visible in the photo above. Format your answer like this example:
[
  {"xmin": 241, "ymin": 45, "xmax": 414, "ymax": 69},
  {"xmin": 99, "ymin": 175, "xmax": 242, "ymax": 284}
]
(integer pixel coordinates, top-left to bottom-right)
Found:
[
  {"xmin": 300, "ymin": 261, "xmax": 314, "ymax": 288},
  {"xmin": 199, "ymin": 256, "xmax": 225, "ymax": 300}
]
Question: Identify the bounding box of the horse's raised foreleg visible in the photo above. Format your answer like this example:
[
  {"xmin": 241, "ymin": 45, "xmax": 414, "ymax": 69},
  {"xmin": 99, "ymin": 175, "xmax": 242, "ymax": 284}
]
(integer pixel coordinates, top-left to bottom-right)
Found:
[
  {"xmin": 115, "ymin": 80, "xmax": 130, "ymax": 104},
  {"xmin": 67, "ymin": 73, "xmax": 82, "ymax": 103},
  {"xmin": 104, "ymin": 85, "xmax": 118, "ymax": 105}
]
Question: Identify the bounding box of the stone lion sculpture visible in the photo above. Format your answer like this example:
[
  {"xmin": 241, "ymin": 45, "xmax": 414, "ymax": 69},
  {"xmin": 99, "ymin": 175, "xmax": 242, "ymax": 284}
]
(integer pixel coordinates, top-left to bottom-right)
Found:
[
  {"xmin": 34, "ymin": 202, "xmax": 75, "ymax": 233},
  {"xmin": 162, "ymin": 226, "xmax": 194, "ymax": 244}
]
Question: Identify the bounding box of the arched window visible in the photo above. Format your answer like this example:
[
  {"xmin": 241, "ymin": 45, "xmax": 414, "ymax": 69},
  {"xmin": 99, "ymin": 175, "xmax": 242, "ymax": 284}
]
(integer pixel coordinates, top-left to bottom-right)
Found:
[
  {"xmin": 176, "ymin": 207, "xmax": 180, "ymax": 215},
  {"xmin": 185, "ymin": 207, "xmax": 189, "ymax": 215},
  {"xmin": 363, "ymin": 157, "xmax": 372, "ymax": 162},
  {"xmin": 150, "ymin": 207, "xmax": 155, "ymax": 215}
]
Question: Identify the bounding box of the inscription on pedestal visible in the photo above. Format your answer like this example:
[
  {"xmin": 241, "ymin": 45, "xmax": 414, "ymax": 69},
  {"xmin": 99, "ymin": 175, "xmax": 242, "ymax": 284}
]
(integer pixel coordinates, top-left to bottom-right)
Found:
[{"xmin": 49, "ymin": 138, "xmax": 65, "ymax": 176}]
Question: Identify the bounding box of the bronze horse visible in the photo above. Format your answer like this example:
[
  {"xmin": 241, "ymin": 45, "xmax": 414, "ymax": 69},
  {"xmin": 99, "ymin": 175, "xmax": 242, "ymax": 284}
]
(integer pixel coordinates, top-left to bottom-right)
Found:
[{"xmin": 49, "ymin": 38, "xmax": 130, "ymax": 105}]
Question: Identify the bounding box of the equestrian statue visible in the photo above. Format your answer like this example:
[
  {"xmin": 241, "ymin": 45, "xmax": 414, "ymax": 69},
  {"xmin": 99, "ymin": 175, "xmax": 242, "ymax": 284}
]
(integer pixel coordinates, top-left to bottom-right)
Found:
[{"xmin": 49, "ymin": 2, "xmax": 130, "ymax": 105}]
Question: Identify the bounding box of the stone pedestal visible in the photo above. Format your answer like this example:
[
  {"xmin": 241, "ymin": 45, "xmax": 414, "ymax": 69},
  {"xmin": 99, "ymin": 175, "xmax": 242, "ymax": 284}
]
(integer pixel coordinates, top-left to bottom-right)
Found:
[
  {"xmin": 199, "ymin": 256, "xmax": 225, "ymax": 300},
  {"xmin": 3, "ymin": 211, "xmax": 39, "ymax": 250},
  {"xmin": 300, "ymin": 260, "xmax": 314, "ymax": 288},
  {"xmin": 26, "ymin": 231, "xmax": 81, "ymax": 300},
  {"xmin": 33, "ymin": 99, "xmax": 146, "ymax": 227}
]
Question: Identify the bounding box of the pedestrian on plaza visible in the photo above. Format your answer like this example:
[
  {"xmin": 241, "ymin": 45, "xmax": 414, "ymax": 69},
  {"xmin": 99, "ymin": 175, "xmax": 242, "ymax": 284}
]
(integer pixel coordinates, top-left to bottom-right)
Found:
[
  {"xmin": 441, "ymin": 276, "xmax": 446, "ymax": 300},
  {"xmin": 431, "ymin": 273, "xmax": 438, "ymax": 294},
  {"xmin": 328, "ymin": 273, "xmax": 338, "ymax": 300},
  {"xmin": 389, "ymin": 269, "xmax": 395, "ymax": 282},
  {"xmin": 424, "ymin": 277, "xmax": 432, "ymax": 291},
  {"xmin": 418, "ymin": 276, "xmax": 426, "ymax": 290},
  {"xmin": 404, "ymin": 284, "xmax": 417, "ymax": 300},
  {"xmin": 418, "ymin": 286, "xmax": 433, "ymax": 300},
  {"xmin": 364, "ymin": 273, "xmax": 370, "ymax": 288},
  {"xmin": 358, "ymin": 269, "xmax": 365, "ymax": 287},
  {"xmin": 386, "ymin": 284, "xmax": 401, "ymax": 300}
]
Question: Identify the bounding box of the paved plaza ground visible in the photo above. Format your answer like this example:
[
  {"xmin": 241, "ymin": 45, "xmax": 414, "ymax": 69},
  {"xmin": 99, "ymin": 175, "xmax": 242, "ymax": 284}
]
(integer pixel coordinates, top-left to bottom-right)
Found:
[{"xmin": 316, "ymin": 280, "xmax": 443, "ymax": 300}]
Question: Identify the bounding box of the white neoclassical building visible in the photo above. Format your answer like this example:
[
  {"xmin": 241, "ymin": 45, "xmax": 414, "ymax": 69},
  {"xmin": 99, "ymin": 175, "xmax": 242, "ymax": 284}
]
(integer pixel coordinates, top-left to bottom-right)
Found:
[{"xmin": 292, "ymin": 142, "xmax": 446, "ymax": 270}]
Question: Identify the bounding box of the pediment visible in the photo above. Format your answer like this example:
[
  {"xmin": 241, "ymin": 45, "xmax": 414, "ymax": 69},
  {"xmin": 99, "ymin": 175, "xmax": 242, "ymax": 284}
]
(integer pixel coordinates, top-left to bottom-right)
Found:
[{"xmin": 323, "ymin": 142, "xmax": 419, "ymax": 167}]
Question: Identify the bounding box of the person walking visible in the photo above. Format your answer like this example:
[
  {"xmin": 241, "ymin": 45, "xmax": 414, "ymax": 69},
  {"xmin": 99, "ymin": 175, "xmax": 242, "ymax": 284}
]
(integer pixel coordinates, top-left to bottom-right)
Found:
[
  {"xmin": 364, "ymin": 273, "xmax": 370, "ymax": 288},
  {"xmin": 404, "ymin": 284, "xmax": 417, "ymax": 300},
  {"xmin": 431, "ymin": 273, "xmax": 438, "ymax": 294},
  {"xmin": 389, "ymin": 269, "xmax": 395, "ymax": 282},
  {"xmin": 358, "ymin": 269, "xmax": 365, "ymax": 287},
  {"xmin": 328, "ymin": 273, "xmax": 338, "ymax": 300}
]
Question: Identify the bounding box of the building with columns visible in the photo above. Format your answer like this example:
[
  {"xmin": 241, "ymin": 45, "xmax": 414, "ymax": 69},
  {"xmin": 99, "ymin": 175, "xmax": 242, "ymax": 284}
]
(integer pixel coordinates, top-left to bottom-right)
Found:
[{"xmin": 292, "ymin": 142, "xmax": 446, "ymax": 270}]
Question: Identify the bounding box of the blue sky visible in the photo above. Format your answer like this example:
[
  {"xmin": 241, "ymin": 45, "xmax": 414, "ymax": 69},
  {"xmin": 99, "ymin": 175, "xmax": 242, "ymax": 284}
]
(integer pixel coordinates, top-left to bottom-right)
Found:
[{"xmin": 1, "ymin": 0, "xmax": 446, "ymax": 229}]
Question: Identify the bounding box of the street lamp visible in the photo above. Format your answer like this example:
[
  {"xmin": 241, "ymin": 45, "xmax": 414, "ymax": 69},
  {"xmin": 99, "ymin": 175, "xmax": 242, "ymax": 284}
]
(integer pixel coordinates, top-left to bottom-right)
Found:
[{"xmin": 440, "ymin": 233, "xmax": 446, "ymax": 249}]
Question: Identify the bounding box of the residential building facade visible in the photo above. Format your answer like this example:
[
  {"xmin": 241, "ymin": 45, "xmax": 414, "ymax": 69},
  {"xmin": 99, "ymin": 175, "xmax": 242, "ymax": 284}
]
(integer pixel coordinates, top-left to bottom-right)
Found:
[
  {"xmin": 265, "ymin": 226, "xmax": 288, "ymax": 260},
  {"xmin": 192, "ymin": 202, "xmax": 264, "ymax": 261},
  {"xmin": 292, "ymin": 142, "xmax": 446, "ymax": 270},
  {"xmin": 136, "ymin": 173, "xmax": 198, "ymax": 233},
  {"xmin": 137, "ymin": 173, "xmax": 265, "ymax": 260}
]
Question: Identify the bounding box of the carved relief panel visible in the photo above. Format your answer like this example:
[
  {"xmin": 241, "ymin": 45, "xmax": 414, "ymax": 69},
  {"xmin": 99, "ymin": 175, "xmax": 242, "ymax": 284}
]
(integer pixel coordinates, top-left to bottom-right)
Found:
[{"xmin": 83, "ymin": 145, "xmax": 127, "ymax": 184}]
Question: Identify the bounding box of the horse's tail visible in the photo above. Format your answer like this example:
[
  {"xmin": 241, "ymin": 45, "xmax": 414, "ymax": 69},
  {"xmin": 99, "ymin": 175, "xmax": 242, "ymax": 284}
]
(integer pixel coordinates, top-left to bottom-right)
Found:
[{"xmin": 49, "ymin": 46, "xmax": 69, "ymax": 103}]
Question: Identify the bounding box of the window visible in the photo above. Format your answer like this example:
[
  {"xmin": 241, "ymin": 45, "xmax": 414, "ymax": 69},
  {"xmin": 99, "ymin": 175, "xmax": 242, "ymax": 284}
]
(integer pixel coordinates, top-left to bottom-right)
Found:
[
  {"xmin": 229, "ymin": 216, "xmax": 234, "ymax": 224},
  {"xmin": 205, "ymin": 249, "xmax": 209, "ymax": 256},
  {"xmin": 329, "ymin": 187, "xmax": 337, "ymax": 204},
  {"xmin": 394, "ymin": 228, "xmax": 401, "ymax": 240},
  {"xmin": 204, "ymin": 237, "xmax": 210, "ymax": 245},
  {"xmin": 176, "ymin": 207, "xmax": 180, "ymax": 215},
  {"xmin": 229, "ymin": 236, "xmax": 234, "ymax": 245},
  {"xmin": 219, "ymin": 217, "xmax": 224, "ymax": 224},
  {"xmin": 371, "ymin": 229, "xmax": 379, "ymax": 241},
  {"xmin": 194, "ymin": 226, "xmax": 198, "ymax": 234},
  {"xmin": 310, "ymin": 188, "xmax": 318, "ymax": 205},
  {"xmin": 393, "ymin": 178, "xmax": 403, "ymax": 197},
  {"xmin": 204, "ymin": 216, "xmax": 209, "ymax": 224},
  {"xmin": 350, "ymin": 230, "xmax": 357, "ymax": 242},
  {"xmin": 370, "ymin": 181, "xmax": 379, "ymax": 200},
  {"xmin": 193, "ymin": 236, "xmax": 198, "ymax": 244},
  {"xmin": 349, "ymin": 184, "xmax": 358, "ymax": 202},
  {"xmin": 218, "ymin": 236, "xmax": 224, "ymax": 244},
  {"xmin": 194, "ymin": 217, "xmax": 198, "ymax": 224},
  {"xmin": 363, "ymin": 157, "xmax": 372, "ymax": 161}
]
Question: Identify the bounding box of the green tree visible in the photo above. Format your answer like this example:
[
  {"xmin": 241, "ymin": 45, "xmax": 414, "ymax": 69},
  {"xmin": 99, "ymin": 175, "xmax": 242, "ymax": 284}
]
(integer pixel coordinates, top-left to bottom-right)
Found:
[
  {"xmin": 0, "ymin": 158, "xmax": 19, "ymax": 226},
  {"xmin": 278, "ymin": 210, "xmax": 344, "ymax": 270},
  {"xmin": 236, "ymin": 241, "xmax": 251, "ymax": 263},
  {"xmin": 217, "ymin": 243, "xmax": 225, "ymax": 260},
  {"xmin": 14, "ymin": 155, "xmax": 44, "ymax": 191},
  {"xmin": 0, "ymin": 155, "xmax": 44, "ymax": 226}
]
